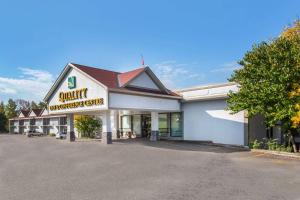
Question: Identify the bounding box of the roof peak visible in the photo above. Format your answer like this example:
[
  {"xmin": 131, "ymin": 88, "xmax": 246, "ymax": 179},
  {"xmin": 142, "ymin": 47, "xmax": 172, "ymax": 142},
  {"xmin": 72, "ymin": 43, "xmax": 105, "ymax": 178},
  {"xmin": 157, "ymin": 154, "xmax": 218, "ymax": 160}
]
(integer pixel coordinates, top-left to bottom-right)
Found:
[
  {"xmin": 71, "ymin": 62, "xmax": 147, "ymax": 74},
  {"xmin": 70, "ymin": 63, "xmax": 121, "ymax": 74}
]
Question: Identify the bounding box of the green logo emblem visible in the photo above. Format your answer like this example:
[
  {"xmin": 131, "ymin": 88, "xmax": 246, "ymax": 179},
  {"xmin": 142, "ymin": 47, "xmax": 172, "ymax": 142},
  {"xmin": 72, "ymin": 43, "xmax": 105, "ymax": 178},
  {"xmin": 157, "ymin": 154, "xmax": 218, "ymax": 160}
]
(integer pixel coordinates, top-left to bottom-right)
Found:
[{"xmin": 68, "ymin": 76, "xmax": 76, "ymax": 89}]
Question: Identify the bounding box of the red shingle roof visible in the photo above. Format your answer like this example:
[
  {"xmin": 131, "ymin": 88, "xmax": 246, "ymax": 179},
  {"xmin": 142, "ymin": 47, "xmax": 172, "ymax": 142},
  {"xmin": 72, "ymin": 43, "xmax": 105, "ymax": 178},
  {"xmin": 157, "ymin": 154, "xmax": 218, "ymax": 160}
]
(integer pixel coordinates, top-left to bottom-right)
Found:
[
  {"xmin": 31, "ymin": 109, "xmax": 43, "ymax": 116},
  {"xmin": 71, "ymin": 63, "xmax": 179, "ymax": 97},
  {"xmin": 118, "ymin": 67, "xmax": 145, "ymax": 87},
  {"xmin": 73, "ymin": 63, "xmax": 120, "ymax": 88},
  {"xmin": 20, "ymin": 110, "xmax": 30, "ymax": 117}
]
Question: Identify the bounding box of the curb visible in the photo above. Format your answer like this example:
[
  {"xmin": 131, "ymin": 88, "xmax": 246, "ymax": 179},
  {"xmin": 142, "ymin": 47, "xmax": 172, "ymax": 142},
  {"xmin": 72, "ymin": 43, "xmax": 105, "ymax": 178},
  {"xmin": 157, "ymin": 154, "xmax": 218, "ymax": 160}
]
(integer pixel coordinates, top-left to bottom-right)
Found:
[
  {"xmin": 75, "ymin": 138, "xmax": 101, "ymax": 142},
  {"xmin": 251, "ymin": 149, "xmax": 300, "ymax": 159},
  {"xmin": 166, "ymin": 140, "xmax": 250, "ymax": 151}
]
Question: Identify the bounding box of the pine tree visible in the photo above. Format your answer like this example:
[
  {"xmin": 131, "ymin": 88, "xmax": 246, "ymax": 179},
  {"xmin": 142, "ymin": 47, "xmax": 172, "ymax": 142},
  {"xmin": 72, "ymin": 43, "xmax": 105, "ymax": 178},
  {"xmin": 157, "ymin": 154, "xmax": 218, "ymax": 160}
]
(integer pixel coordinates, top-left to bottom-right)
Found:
[
  {"xmin": 5, "ymin": 99, "xmax": 17, "ymax": 119},
  {"xmin": 0, "ymin": 102, "xmax": 8, "ymax": 132}
]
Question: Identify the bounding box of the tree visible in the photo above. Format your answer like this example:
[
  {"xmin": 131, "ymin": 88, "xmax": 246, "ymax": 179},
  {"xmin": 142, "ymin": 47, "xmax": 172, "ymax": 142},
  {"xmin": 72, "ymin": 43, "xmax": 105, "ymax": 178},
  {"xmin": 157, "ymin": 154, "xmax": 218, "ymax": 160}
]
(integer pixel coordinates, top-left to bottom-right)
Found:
[
  {"xmin": 0, "ymin": 102, "xmax": 7, "ymax": 132},
  {"xmin": 5, "ymin": 99, "xmax": 17, "ymax": 119},
  {"xmin": 75, "ymin": 116, "xmax": 101, "ymax": 138},
  {"xmin": 227, "ymin": 29, "xmax": 300, "ymax": 152},
  {"xmin": 30, "ymin": 101, "xmax": 39, "ymax": 109},
  {"xmin": 0, "ymin": 101, "xmax": 5, "ymax": 113},
  {"xmin": 281, "ymin": 20, "xmax": 300, "ymax": 39},
  {"xmin": 283, "ymin": 20, "xmax": 300, "ymax": 129},
  {"xmin": 38, "ymin": 101, "xmax": 47, "ymax": 109},
  {"xmin": 15, "ymin": 99, "xmax": 30, "ymax": 111}
]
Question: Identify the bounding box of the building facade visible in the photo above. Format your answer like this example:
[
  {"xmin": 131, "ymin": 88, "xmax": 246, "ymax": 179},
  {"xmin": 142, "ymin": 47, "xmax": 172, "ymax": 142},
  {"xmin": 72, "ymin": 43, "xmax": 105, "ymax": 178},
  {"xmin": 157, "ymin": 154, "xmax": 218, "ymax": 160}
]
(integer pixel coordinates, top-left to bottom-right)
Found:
[
  {"xmin": 9, "ymin": 109, "xmax": 67, "ymax": 135},
  {"xmin": 10, "ymin": 63, "xmax": 275, "ymax": 146}
]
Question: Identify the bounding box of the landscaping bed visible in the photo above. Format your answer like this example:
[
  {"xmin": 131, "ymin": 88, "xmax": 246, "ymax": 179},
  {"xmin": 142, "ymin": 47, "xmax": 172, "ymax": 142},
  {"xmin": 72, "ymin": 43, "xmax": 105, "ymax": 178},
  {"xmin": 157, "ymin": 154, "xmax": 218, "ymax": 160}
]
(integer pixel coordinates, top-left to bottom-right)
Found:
[{"xmin": 251, "ymin": 149, "xmax": 300, "ymax": 159}]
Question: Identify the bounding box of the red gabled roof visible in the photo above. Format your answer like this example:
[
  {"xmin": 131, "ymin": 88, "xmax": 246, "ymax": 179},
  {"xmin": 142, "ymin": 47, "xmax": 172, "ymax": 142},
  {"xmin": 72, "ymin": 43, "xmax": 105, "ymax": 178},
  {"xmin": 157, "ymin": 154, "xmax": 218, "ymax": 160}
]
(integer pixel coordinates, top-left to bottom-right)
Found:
[
  {"xmin": 31, "ymin": 109, "xmax": 43, "ymax": 116},
  {"xmin": 70, "ymin": 63, "xmax": 179, "ymax": 97},
  {"xmin": 20, "ymin": 110, "xmax": 30, "ymax": 118},
  {"xmin": 72, "ymin": 63, "xmax": 120, "ymax": 88},
  {"xmin": 118, "ymin": 67, "xmax": 145, "ymax": 87}
]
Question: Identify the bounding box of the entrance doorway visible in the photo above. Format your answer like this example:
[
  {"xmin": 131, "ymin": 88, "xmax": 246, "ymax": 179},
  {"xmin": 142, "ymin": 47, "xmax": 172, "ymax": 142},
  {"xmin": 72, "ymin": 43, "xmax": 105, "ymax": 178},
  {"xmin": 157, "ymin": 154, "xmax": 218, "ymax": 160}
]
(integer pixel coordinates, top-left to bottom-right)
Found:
[{"xmin": 141, "ymin": 115, "xmax": 151, "ymax": 138}]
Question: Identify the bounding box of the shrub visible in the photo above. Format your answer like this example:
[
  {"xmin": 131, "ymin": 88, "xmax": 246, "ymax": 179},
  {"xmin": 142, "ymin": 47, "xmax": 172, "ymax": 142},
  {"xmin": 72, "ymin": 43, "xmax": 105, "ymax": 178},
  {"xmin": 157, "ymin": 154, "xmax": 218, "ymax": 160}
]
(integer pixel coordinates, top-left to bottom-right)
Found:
[
  {"xmin": 250, "ymin": 138, "xmax": 295, "ymax": 153},
  {"xmin": 251, "ymin": 139, "xmax": 262, "ymax": 149},
  {"xmin": 286, "ymin": 145, "xmax": 293, "ymax": 153},
  {"xmin": 75, "ymin": 116, "xmax": 102, "ymax": 139},
  {"xmin": 266, "ymin": 138, "xmax": 278, "ymax": 151},
  {"xmin": 49, "ymin": 133, "xmax": 56, "ymax": 137}
]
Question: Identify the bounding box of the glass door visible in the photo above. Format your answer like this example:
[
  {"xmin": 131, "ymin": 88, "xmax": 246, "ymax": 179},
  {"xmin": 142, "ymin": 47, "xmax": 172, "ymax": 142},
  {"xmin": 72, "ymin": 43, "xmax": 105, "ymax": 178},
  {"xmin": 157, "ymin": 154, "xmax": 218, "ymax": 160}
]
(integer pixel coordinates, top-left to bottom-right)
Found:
[{"xmin": 141, "ymin": 115, "xmax": 151, "ymax": 138}]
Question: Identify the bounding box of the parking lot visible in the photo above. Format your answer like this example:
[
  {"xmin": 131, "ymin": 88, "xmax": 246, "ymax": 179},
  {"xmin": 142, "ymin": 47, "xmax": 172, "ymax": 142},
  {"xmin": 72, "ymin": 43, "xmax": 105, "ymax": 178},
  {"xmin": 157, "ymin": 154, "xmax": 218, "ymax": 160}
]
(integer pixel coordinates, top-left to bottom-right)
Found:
[{"xmin": 0, "ymin": 134, "xmax": 300, "ymax": 200}]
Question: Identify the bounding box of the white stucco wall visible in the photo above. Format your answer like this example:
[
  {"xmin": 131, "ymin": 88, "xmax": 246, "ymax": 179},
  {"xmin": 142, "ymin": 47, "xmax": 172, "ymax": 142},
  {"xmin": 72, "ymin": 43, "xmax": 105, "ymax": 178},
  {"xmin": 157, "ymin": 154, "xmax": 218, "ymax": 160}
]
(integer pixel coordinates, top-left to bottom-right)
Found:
[
  {"xmin": 128, "ymin": 72, "xmax": 159, "ymax": 90},
  {"xmin": 29, "ymin": 112, "xmax": 36, "ymax": 117},
  {"xmin": 24, "ymin": 120, "xmax": 30, "ymax": 132},
  {"xmin": 13, "ymin": 121, "xmax": 18, "ymax": 126},
  {"xmin": 12, "ymin": 120, "xmax": 19, "ymax": 133},
  {"xmin": 109, "ymin": 92, "xmax": 181, "ymax": 112},
  {"xmin": 182, "ymin": 99, "xmax": 245, "ymax": 145},
  {"xmin": 35, "ymin": 119, "xmax": 43, "ymax": 133},
  {"xmin": 178, "ymin": 83, "xmax": 238, "ymax": 101},
  {"xmin": 48, "ymin": 67, "xmax": 108, "ymax": 115},
  {"xmin": 49, "ymin": 117, "xmax": 60, "ymax": 134}
]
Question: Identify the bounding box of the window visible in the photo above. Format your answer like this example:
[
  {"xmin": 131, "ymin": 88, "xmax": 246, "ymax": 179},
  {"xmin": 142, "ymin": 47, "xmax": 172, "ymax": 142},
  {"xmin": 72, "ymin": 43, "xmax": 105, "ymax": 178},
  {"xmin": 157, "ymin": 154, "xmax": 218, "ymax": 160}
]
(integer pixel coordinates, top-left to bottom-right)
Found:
[
  {"xmin": 30, "ymin": 119, "xmax": 36, "ymax": 125},
  {"xmin": 43, "ymin": 118, "xmax": 50, "ymax": 125},
  {"xmin": 19, "ymin": 120, "xmax": 24, "ymax": 126},
  {"xmin": 60, "ymin": 117, "xmax": 67, "ymax": 125},
  {"xmin": 159, "ymin": 114, "xmax": 169, "ymax": 137},
  {"xmin": 170, "ymin": 113, "xmax": 183, "ymax": 137},
  {"xmin": 132, "ymin": 115, "xmax": 141, "ymax": 136},
  {"xmin": 121, "ymin": 115, "xmax": 132, "ymax": 131}
]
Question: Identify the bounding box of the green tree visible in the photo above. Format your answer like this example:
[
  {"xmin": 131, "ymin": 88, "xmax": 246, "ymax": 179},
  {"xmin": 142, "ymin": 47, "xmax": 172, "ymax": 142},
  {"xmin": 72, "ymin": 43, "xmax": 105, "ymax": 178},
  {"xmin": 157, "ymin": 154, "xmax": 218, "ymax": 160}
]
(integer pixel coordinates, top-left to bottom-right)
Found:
[
  {"xmin": 0, "ymin": 102, "xmax": 8, "ymax": 132},
  {"xmin": 5, "ymin": 99, "xmax": 17, "ymax": 119},
  {"xmin": 38, "ymin": 101, "xmax": 47, "ymax": 109},
  {"xmin": 227, "ymin": 33, "xmax": 300, "ymax": 152},
  {"xmin": 0, "ymin": 101, "xmax": 5, "ymax": 113},
  {"xmin": 75, "ymin": 116, "xmax": 101, "ymax": 138},
  {"xmin": 30, "ymin": 101, "xmax": 39, "ymax": 109}
]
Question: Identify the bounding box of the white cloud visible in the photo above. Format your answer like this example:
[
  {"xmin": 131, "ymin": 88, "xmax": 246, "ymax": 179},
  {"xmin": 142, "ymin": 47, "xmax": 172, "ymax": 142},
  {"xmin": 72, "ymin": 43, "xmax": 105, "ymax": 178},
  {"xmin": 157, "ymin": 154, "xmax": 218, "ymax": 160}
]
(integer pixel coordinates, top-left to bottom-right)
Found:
[
  {"xmin": 210, "ymin": 62, "xmax": 241, "ymax": 73},
  {"xmin": 152, "ymin": 61, "xmax": 205, "ymax": 89},
  {"xmin": 0, "ymin": 68, "xmax": 54, "ymax": 102}
]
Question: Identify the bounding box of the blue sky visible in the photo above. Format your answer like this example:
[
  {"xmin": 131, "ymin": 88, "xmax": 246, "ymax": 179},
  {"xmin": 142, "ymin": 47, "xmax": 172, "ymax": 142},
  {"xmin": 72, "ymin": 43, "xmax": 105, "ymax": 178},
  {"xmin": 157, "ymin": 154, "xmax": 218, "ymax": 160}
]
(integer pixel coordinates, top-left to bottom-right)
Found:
[{"xmin": 0, "ymin": 0, "xmax": 299, "ymax": 102}]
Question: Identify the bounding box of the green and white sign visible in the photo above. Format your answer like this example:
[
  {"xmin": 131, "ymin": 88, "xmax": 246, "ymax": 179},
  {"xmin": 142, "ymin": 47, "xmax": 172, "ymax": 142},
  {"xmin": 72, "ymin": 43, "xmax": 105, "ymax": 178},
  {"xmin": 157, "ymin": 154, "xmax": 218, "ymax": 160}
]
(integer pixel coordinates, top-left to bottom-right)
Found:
[{"xmin": 68, "ymin": 76, "xmax": 76, "ymax": 89}]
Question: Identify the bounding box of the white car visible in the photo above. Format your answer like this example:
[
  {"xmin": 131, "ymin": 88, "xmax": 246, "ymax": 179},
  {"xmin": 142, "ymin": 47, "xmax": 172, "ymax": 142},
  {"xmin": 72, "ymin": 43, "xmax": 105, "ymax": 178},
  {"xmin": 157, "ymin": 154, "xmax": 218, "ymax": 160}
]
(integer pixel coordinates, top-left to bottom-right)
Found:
[
  {"xmin": 56, "ymin": 132, "xmax": 67, "ymax": 139},
  {"xmin": 26, "ymin": 130, "xmax": 43, "ymax": 137}
]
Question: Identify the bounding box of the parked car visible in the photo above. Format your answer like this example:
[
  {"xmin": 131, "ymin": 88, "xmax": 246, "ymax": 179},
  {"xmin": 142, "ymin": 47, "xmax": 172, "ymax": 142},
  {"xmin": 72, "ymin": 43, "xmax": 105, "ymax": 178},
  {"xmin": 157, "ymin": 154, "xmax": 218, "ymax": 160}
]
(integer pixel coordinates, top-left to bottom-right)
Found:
[
  {"xmin": 26, "ymin": 130, "xmax": 43, "ymax": 137},
  {"xmin": 56, "ymin": 131, "xmax": 67, "ymax": 139}
]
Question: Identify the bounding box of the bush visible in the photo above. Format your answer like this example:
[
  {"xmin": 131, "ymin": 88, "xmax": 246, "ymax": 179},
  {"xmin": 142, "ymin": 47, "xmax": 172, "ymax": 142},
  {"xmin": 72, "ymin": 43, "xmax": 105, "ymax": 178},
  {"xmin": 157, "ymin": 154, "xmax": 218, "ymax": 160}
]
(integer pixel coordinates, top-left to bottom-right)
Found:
[
  {"xmin": 251, "ymin": 139, "xmax": 262, "ymax": 149},
  {"xmin": 49, "ymin": 133, "xmax": 56, "ymax": 137},
  {"xmin": 266, "ymin": 138, "xmax": 278, "ymax": 151},
  {"xmin": 250, "ymin": 138, "xmax": 295, "ymax": 153},
  {"xmin": 75, "ymin": 116, "xmax": 101, "ymax": 139},
  {"xmin": 286, "ymin": 145, "xmax": 293, "ymax": 153}
]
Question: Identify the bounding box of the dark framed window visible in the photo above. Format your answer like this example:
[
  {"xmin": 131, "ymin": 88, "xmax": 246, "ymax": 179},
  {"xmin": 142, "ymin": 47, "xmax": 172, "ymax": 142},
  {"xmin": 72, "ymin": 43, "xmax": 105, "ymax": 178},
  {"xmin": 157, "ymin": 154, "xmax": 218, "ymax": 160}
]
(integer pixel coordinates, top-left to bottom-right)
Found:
[
  {"xmin": 60, "ymin": 117, "xmax": 67, "ymax": 125},
  {"xmin": 30, "ymin": 119, "xmax": 36, "ymax": 125},
  {"xmin": 170, "ymin": 113, "xmax": 183, "ymax": 137},
  {"xmin": 159, "ymin": 113, "xmax": 169, "ymax": 137}
]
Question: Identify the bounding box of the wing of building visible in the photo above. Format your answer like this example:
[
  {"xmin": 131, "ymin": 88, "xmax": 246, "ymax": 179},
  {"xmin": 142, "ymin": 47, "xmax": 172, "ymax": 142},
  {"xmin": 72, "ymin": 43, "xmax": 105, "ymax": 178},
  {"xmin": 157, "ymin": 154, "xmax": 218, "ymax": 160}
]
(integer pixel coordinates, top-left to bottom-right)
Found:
[{"xmin": 9, "ymin": 63, "xmax": 275, "ymax": 146}]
